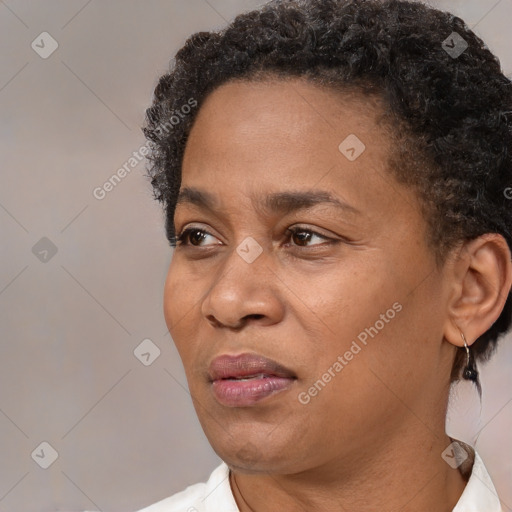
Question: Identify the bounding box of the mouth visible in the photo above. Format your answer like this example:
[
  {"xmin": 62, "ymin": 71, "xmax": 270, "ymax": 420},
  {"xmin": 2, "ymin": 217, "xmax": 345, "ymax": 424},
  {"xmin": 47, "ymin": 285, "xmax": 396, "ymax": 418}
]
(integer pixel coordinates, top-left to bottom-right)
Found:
[
  {"xmin": 208, "ymin": 353, "xmax": 297, "ymax": 407},
  {"xmin": 221, "ymin": 373, "xmax": 275, "ymax": 381},
  {"xmin": 208, "ymin": 352, "xmax": 297, "ymax": 382}
]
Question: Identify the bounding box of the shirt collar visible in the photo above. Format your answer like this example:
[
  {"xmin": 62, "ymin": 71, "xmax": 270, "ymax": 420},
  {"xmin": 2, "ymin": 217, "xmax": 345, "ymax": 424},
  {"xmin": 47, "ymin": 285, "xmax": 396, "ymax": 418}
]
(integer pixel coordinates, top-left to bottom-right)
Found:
[{"xmin": 452, "ymin": 449, "xmax": 502, "ymax": 511}]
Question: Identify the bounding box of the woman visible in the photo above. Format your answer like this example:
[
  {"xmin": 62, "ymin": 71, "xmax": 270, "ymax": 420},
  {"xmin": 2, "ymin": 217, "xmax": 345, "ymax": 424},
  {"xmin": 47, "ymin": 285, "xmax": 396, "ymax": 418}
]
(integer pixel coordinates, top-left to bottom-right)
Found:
[{"xmin": 139, "ymin": 0, "xmax": 512, "ymax": 510}]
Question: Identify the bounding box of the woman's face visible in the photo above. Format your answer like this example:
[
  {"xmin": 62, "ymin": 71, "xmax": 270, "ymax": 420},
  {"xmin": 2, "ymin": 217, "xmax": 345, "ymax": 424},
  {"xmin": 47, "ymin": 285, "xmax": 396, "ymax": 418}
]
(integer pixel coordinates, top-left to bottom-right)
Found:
[{"xmin": 164, "ymin": 78, "xmax": 455, "ymax": 474}]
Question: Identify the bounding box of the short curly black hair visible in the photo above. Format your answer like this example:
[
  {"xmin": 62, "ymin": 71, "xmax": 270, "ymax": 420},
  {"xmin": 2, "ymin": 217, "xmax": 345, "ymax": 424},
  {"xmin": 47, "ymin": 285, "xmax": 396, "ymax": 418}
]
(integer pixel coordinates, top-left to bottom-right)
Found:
[{"xmin": 143, "ymin": 0, "xmax": 512, "ymax": 381}]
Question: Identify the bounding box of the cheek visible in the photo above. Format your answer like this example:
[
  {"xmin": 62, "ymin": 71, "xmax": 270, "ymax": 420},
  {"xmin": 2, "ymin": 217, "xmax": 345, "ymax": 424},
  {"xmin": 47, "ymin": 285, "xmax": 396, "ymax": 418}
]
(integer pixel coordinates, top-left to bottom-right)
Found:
[
  {"xmin": 290, "ymin": 256, "xmax": 416, "ymax": 387},
  {"xmin": 289, "ymin": 257, "xmax": 397, "ymax": 342},
  {"xmin": 163, "ymin": 263, "xmax": 178, "ymax": 329},
  {"xmin": 163, "ymin": 260, "xmax": 198, "ymax": 352}
]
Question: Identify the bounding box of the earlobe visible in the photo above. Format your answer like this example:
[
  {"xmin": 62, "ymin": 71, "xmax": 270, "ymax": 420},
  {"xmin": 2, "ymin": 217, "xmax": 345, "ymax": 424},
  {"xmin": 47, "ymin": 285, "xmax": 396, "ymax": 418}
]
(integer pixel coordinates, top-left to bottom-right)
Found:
[{"xmin": 443, "ymin": 233, "xmax": 512, "ymax": 349}]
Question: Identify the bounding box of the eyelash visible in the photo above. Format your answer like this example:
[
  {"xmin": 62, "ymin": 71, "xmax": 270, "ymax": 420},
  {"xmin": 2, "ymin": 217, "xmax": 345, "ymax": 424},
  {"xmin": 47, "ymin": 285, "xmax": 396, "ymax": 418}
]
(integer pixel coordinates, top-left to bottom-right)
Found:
[{"xmin": 172, "ymin": 226, "xmax": 335, "ymax": 250}]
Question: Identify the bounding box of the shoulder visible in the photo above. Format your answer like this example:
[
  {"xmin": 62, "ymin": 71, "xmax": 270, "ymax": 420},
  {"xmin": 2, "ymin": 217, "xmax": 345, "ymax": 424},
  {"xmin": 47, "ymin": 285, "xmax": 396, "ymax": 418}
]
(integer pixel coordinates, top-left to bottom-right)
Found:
[{"xmin": 135, "ymin": 461, "xmax": 239, "ymax": 512}]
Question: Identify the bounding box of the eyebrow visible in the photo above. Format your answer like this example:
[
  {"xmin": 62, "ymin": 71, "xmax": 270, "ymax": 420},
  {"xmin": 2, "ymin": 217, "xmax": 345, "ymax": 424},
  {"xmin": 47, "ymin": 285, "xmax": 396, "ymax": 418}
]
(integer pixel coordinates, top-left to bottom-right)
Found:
[{"xmin": 175, "ymin": 186, "xmax": 360, "ymax": 216}]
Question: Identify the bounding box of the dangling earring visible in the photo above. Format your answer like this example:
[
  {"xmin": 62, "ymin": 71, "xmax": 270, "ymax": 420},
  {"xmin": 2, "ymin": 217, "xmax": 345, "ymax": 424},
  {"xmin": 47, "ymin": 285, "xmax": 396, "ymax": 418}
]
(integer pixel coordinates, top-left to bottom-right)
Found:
[{"xmin": 460, "ymin": 330, "xmax": 482, "ymax": 398}]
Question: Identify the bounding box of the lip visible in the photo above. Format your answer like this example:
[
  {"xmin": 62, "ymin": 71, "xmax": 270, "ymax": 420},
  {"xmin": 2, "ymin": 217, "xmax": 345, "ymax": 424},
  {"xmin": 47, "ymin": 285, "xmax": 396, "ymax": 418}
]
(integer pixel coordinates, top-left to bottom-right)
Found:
[
  {"xmin": 208, "ymin": 353, "xmax": 297, "ymax": 407},
  {"xmin": 208, "ymin": 353, "xmax": 296, "ymax": 381}
]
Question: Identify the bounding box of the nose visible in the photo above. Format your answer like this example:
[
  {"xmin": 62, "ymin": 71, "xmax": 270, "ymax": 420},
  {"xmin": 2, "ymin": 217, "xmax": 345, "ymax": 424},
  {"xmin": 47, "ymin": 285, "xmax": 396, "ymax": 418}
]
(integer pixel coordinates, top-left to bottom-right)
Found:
[{"xmin": 200, "ymin": 250, "xmax": 284, "ymax": 330}]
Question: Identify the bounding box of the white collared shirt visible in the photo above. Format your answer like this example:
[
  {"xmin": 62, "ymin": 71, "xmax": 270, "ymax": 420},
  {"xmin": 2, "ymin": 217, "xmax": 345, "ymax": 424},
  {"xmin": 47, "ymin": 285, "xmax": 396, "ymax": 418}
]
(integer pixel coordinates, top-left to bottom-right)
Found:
[{"xmin": 134, "ymin": 450, "xmax": 502, "ymax": 512}]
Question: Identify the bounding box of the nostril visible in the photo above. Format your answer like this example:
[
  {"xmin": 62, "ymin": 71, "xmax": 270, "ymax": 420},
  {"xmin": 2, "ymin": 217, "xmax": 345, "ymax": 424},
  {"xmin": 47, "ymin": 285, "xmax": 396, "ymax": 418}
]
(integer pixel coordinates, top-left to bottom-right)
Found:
[
  {"xmin": 245, "ymin": 314, "xmax": 264, "ymax": 320},
  {"xmin": 207, "ymin": 314, "xmax": 265, "ymax": 330}
]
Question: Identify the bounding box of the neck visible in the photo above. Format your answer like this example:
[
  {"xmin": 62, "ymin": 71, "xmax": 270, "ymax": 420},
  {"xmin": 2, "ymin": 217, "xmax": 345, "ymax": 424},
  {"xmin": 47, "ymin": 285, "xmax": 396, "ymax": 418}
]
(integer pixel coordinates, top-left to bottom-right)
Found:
[{"xmin": 229, "ymin": 426, "xmax": 469, "ymax": 512}]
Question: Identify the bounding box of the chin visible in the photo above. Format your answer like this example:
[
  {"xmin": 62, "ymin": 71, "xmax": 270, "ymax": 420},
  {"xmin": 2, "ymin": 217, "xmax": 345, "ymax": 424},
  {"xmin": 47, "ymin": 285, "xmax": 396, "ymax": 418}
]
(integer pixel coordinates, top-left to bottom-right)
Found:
[{"xmin": 206, "ymin": 428, "xmax": 298, "ymax": 474}]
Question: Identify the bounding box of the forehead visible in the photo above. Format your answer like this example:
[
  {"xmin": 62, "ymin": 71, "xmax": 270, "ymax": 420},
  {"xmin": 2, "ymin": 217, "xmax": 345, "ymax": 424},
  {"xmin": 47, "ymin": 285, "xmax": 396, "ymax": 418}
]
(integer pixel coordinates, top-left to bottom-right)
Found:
[
  {"xmin": 178, "ymin": 77, "xmax": 407, "ymax": 223},
  {"xmin": 183, "ymin": 78, "xmax": 391, "ymax": 173},
  {"xmin": 186, "ymin": 77, "xmax": 389, "ymax": 145}
]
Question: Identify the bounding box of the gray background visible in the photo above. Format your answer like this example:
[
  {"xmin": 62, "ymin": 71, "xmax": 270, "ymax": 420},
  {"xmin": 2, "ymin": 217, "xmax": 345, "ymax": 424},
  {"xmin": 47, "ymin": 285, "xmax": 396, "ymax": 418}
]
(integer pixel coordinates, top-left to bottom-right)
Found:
[{"xmin": 0, "ymin": 0, "xmax": 511, "ymax": 511}]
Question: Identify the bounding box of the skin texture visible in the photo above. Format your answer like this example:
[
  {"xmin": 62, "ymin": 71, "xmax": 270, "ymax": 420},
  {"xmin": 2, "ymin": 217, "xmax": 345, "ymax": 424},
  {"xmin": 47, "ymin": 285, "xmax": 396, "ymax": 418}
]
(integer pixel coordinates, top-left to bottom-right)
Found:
[{"xmin": 163, "ymin": 78, "xmax": 512, "ymax": 512}]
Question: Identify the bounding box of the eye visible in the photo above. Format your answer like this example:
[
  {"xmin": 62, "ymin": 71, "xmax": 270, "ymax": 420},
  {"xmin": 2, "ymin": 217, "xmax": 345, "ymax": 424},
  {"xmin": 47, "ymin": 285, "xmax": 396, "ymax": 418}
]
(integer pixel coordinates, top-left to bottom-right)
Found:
[
  {"xmin": 284, "ymin": 226, "xmax": 332, "ymax": 248},
  {"xmin": 172, "ymin": 227, "xmax": 219, "ymax": 248},
  {"xmin": 172, "ymin": 225, "xmax": 334, "ymax": 249}
]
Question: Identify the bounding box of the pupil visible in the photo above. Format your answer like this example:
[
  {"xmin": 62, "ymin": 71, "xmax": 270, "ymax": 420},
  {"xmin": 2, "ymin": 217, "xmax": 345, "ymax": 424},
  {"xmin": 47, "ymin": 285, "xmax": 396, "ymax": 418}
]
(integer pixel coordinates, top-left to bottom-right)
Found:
[
  {"xmin": 294, "ymin": 231, "xmax": 310, "ymax": 246},
  {"xmin": 190, "ymin": 230, "xmax": 205, "ymax": 245}
]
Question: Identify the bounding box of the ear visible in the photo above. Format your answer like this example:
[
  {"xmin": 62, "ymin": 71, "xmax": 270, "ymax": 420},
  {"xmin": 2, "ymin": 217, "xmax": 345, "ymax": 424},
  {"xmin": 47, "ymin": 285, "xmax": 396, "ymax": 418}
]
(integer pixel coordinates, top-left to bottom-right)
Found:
[{"xmin": 444, "ymin": 233, "xmax": 512, "ymax": 348}]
